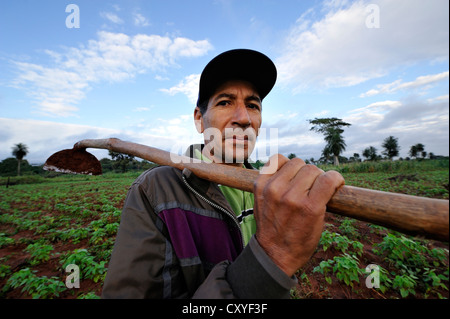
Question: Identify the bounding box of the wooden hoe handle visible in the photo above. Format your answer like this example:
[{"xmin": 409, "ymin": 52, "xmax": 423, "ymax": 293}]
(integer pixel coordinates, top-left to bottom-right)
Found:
[{"xmin": 73, "ymin": 138, "xmax": 449, "ymax": 241}]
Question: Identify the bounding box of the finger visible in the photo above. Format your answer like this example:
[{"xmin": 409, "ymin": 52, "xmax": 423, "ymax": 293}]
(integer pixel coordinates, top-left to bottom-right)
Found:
[
  {"xmin": 256, "ymin": 156, "xmax": 309, "ymax": 201},
  {"xmin": 308, "ymin": 170, "xmax": 345, "ymax": 204},
  {"xmin": 254, "ymin": 154, "xmax": 289, "ymax": 196},
  {"xmin": 287, "ymin": 164, "xmax": 324, "ymax": 194},
  {"xmin": 257, "ymin": 155, "xmax": 306, "ymax": 187}
]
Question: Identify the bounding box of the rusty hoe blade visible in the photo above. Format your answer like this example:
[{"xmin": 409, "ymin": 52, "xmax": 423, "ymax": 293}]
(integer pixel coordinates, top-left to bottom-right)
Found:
[{"xmin": 43, "ymin": 148, "xmax": 102, "ymax": 175}]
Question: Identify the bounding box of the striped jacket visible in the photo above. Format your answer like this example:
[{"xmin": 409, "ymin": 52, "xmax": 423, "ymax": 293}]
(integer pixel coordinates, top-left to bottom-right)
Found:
[{"xmin": 102, "ymin": 147, "xmax": 296, "ymax": 298}]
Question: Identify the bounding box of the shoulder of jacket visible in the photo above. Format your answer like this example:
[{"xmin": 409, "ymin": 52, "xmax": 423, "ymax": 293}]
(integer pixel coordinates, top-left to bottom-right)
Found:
[{"xmin": 133, "ymin": 165, "xmax": 182, "ymax": 187}]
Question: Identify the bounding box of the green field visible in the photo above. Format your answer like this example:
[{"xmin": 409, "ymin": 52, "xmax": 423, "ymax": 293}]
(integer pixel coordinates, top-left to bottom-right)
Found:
[{"xmin": 0, "ymin": 160, "xmax": 448, "ymax": 299}]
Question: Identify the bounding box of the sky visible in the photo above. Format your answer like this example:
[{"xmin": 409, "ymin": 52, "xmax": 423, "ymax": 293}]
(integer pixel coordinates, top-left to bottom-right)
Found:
[{"xmin": 0, "ymin": 0, "xmax": 448, "ymax": 165}]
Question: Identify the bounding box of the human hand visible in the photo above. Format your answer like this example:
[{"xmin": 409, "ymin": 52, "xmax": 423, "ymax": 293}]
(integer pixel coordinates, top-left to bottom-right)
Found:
[{"xmin": 253, "ymin": 154, "xmax": 345, "ymax": 276}]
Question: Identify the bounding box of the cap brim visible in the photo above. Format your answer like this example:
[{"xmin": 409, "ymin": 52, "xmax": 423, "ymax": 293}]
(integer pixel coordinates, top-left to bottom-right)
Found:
[{"xmin": 197, "ymin": 49, "xmax": 277, "ymax": 106}]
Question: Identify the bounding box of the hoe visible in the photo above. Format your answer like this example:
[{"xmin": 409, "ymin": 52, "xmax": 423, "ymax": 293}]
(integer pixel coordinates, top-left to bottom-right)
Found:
[{"xmin": 44, "ymin": 138, "xmax": 449, "ymax": 242}]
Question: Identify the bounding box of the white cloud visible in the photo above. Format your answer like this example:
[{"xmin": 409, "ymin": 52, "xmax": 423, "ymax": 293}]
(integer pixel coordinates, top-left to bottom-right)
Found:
[
  {"xmin": 427, "ymin": 95, "xmax": 449, "ymax": 103},
  {"xmin": 360, "ymin": 71, "xmax": 449, "ymax": 97},
  {"xmin": 11, "ymin": 62, "xmax": 87, "ymax": 117},
  {"xmin": 160, "ymin": 74, "xmax": 201, "ymax": 104},
  {"xmin": 0, "ymin": 117, "xmax": 199, "ymax": 164},
  {"xmin": 133, "ymin": 107, "xmax": 152, "ymax": 112},
  {"xmin": 133, "ymin": 13, "xmax": 150, "ymax": 27},
  {"xmin": 255, "ymin": 93, "xmax": 449, "ymax": 160},
  {"xmin": 100, "ymin": 12, "xmax": 124, "ymax": 24},
  {"xmin": 276, "ymin": 0, "xmax": 449, "ymax": 92},
  {"xmin": 0, "ymin": 118, "xmax": 118, "ymax": 164},
  {"xmin": 343, "ymin": 96, "xmax": 449, "ymax": 157},
  {"xmin": 11, "ymin": 32, "xmax": 212, "ymax": 117},
  {"xmin": 345, "ymin": 100, "xmax": 402, "ymax": 129}
]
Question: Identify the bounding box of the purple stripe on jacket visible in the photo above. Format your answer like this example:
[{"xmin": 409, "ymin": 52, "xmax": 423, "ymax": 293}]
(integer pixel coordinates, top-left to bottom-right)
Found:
[{"xmin": 159, "ymin": 208, "xmax": 242, "ymax": 265}]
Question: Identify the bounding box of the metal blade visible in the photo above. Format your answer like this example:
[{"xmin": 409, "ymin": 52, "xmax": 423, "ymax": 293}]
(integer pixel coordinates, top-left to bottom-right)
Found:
[{"xmin": 43, "ymin": 148, "xmax": 102, "ymax": 175}]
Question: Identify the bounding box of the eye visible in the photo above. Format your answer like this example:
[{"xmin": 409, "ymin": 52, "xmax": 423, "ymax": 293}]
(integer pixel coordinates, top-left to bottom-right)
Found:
[
  {"xmin": 247, "ymin": 103, "xmax": 261, "ymax": 111},
  {"xmin": 217, "ymin": 100, "xmax": 231, "ymax": 107}
]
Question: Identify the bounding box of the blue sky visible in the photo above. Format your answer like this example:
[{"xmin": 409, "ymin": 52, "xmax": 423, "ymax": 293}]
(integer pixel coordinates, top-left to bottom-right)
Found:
[{"xmin": 0, "ymin": 0, "xmax": 448, "ymax": 164}]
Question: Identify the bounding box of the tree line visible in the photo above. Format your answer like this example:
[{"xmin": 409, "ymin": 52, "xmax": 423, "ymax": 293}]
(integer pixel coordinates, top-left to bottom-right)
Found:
[
  {"xmin": 287, "ymin": 117, "xmax": 445, "ymax": 166},
  {"xmin": 2, "ymin": 121, "xmax": 447, "ymax": 176}
]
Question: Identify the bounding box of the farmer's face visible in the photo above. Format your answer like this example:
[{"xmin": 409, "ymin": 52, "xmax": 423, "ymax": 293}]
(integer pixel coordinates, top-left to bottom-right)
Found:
[{"xmin": 194, "ymin": 80, "xmax": 262, "ymax": 164}]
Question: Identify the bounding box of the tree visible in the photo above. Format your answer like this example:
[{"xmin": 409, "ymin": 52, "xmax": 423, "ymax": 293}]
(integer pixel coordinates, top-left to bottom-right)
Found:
[
  {"xmin": 381, "ymin": 136, "xmax": 400, "ymax": 160},
  {"xmin": 362, "ymin": 146, "xmax": 378, "ymax": 161},
  {"xmin": 109, "ymin": 151, "xmax": 135, "ymax": 173},
  {"xmin": 349, "ymin": 153, "xmax": 361, "ymax": 162},
  {"xmin": 409, "ymin": 145, "xmax": 418, "ymax": 158},
  {"xmin": 12, "ymin": 143, "xmax": 28, "ymax": 176},
  {"xmin": 100, "ymin": 158, "xmax": 114, "ymax": 172},
  {"xmin": 409, "ymin": 143, "xmax": 425, "ymax": 159},
  {"xmin": 252, "ymin": 159, "xmax": 265, "ymax": 170},
  {"xmin": 323, "ymin": 127, "xmax": 348, "ymax": 165},
  {"xmin": 0, "ymin": 157, "xmax": 32, "ymax": 177},
  {"xmin": 287, "ymin": 153, "xmax": 297, "ymax": 160},
  {"xmin": 415, "ymin": 143, "xmax": 425, "ymax": 159},
  {"xmin": 309, "ymin": 117, "xmax": 351, "ymax": 166}
]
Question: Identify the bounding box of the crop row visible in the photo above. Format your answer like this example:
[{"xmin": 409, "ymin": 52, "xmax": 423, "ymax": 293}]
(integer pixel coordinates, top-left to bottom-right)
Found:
[
  {"xmin": 0, "ymin": 165, "xmax": 448, "ymax": 299},
  {"xmin": 0, "ymin": 175, "xmax": 135, "ymax": 298},
  {"xmin": 297, "ymin": 222, "xmax": 449, "ymax": 299}
]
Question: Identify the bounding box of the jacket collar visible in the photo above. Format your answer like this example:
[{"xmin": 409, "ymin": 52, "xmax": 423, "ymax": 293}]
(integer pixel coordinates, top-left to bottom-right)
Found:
[{"xmin": 182, "ymin": 144, "xmax": 254, "ymax": 211}]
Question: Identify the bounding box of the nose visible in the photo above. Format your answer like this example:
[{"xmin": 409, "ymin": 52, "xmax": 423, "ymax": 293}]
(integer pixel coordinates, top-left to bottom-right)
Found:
[{"xmin": 232, "ymin": 102, "xmax": 251, "ymax": 128}]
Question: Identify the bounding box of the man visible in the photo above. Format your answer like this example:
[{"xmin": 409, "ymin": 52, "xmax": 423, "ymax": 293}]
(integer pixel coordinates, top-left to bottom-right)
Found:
[{"xmin": 102, "ymin": 49, "xmax": 344, "ymax": 298}]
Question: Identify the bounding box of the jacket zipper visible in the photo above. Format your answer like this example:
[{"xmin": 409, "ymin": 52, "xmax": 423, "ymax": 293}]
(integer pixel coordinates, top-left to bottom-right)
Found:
[{"xmin": 182, "ymin": 175, "xmax": 244, "ymax": 249}]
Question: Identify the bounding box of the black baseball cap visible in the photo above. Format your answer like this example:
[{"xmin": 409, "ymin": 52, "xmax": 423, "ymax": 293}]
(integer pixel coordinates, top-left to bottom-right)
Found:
[{"xmin": 196, "ymin": 49, "xmax": 277, "ymax": 107}]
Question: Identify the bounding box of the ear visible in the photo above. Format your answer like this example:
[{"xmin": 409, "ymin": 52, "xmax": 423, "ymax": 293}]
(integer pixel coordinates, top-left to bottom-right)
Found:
[{"xmin": 194, "ymin": 107, "xmax": 204, "ymax": 133}]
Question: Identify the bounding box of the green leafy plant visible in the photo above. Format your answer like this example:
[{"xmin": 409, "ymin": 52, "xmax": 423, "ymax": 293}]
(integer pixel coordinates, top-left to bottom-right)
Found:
[
  {"xmin": 338, "ymin": 218, "xmax": 360, "ymax": 238},
  {"xmin": 25, "ymin": 242, "xmax": 54, "ymax": 266},
  {"xmin": 333, "ymin": 254, "xmax": 364, "ymax": 288},
  {"xmin": 4, "ymin": 268, "xmax": 67, "ymax": 299},
  {"xmin": 374, "ymin": 233, "xmax": 429, "ymax": 269},
  {"xmin": 61, "ymin": 249, "xmax": 106, "ymax": 283},
  {"xmin": 319, "ymin": 230, "xmax": 364, "ymax": 257},
  {"xmin": 373, "ymin": 233, "xmax": 449, "ymax": 297},
  {"xmin": 392, "ymin": 273, "xmax": 418, "ymax": 298},
  {"xmin": 77, "ymin": 291, "xmax": 101, "ymax": 299},
  {"xmin": 371, "ymin": 265, "xmax": 392, "ymax": 294},
  {"xmin": 422, "ymin": 268, "xmax": 449, "ymax": 299},
  {"xmin": 0, "ymin": 261, "xmax": 12, "ymax": 279},
  {"xmin": 313, "ymin": 253, "xmax": 364, "ymax": 288},
  {"xmin": 0, "ymin": 233, "xmax": 15, "ymax": 248}
]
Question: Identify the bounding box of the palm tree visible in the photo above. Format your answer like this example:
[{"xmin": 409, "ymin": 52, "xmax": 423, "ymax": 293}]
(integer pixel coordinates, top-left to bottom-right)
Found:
[
  {"xmin": 323, "ymin": 127, "xmax": 347, "ymax": 166},
  {"xmin": 363, "ymin": 146, "xmax": 378, "ymax": 161},
  {"xmin": 309, "ymin": 117, "xmax": 351, "ymax": 166},
  {"xmin": 381, "ymin": 136, "xmax": 400, "ymax": 160},
  {"xmin": 12, "ymin": 143, "xmax": 29, "ymax": 176}
]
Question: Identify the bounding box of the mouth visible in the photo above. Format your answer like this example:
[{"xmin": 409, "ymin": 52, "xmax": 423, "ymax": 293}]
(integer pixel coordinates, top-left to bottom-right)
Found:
[
  {"xmin": 223, "ymin": 128, "xmax": 257, "ymax": 144},
  {"xmin": 230, "ymin": 135, "xmax": 248, "ymax": 141},
  {"xmin": 225, "ymin": 136, "xmax": 251, "ymax": 146}
]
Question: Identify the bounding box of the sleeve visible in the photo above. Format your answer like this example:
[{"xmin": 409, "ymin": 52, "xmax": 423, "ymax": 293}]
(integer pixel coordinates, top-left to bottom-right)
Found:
[
  {"xmin": 101, "ymin": 182, "xmax": 187, "ymax": 299},
  {"xmin": 192, "ymin": 236, "xmax": 298, "ymax": 299}
]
